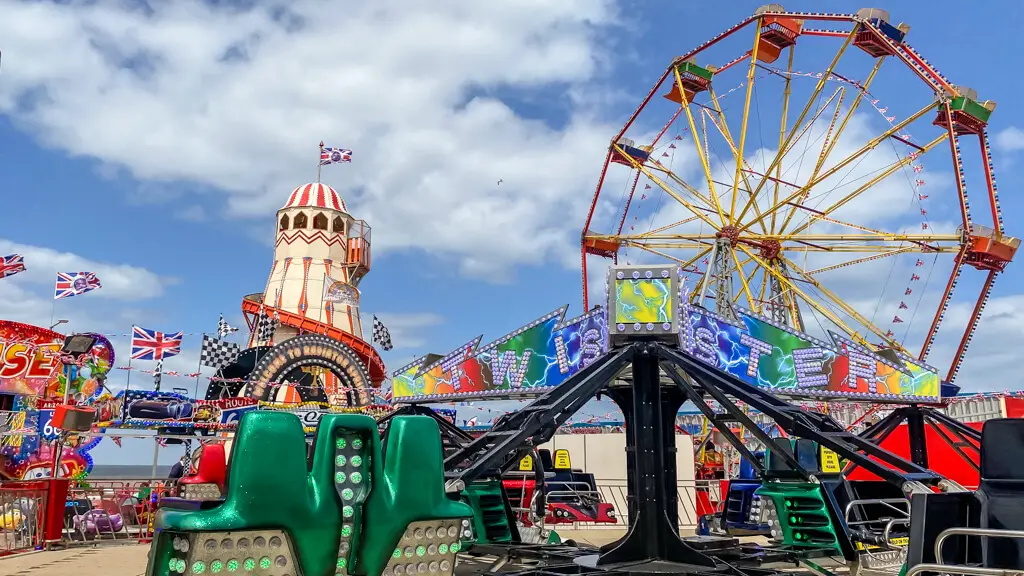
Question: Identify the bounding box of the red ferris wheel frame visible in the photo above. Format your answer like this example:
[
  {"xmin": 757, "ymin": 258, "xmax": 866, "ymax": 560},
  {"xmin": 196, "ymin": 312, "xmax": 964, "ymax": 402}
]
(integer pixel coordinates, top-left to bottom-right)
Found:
[{"xmin": 580, "ymin": 8, "xmax": 1018, "ymax": 383}]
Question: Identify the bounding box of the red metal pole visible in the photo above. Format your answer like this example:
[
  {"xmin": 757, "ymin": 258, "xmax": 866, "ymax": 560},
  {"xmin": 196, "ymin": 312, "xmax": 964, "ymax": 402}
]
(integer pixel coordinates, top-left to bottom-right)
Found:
[
  {"xmin": 920, "ymin": 248, "xmax": 965, "ymax": 360},
  {"xmin": 945, "ymin": 269, "xmax": 997, "ymax": 382},
  {"xmin": 978, "ymin": 131, "xmax": 1001, "ymax": 231}
]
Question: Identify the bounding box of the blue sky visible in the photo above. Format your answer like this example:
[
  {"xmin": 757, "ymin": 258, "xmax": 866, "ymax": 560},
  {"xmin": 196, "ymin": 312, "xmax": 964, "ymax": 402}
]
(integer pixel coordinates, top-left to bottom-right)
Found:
[{"xmin": 2, "ymin": 1, "xmax": 1024, "ymax": 465}]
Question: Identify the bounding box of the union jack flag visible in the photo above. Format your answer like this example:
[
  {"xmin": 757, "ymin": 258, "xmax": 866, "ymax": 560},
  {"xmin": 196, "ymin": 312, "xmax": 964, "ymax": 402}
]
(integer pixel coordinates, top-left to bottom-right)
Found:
[
  {"xmin": 54, "ymin": 272, "xmax": 102, "ymax": 299},
  {"xmin": 0, "ymin": 254, "xmax": 26, "ymax": 279},
  {"xmin": 320, "ymin": 145, "xmax": 352, "ymax": 166},
  {"xmin": 131, "ymin": 326, "xmax": 183, "ymax": 361}
]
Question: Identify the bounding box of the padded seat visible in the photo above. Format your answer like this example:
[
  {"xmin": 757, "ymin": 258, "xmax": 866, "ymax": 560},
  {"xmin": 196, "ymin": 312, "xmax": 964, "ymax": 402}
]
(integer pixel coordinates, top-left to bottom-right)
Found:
[{"xmin": 976, "ymin": 418, "xmax": 1024, "ymax": 569}]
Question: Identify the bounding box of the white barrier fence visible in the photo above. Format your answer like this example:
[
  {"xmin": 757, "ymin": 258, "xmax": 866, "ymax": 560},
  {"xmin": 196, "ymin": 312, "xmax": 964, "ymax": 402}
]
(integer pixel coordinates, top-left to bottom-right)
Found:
[{"xmin": 571, "ymin": 479, "xmax": 719, "ymax": 531}]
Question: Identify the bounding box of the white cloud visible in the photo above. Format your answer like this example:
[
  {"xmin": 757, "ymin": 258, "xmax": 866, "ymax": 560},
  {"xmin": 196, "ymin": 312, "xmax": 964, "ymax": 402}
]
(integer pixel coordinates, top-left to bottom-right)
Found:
[
  {"xmin": 0, "ymin": 0, "xmax": 621, "ymax": 278},
  {"xmin": 374, "ymin": 312, "xmax": 445, "ymax": 350},
  {"xmin": 0, "ymin": 238, "xmax": 165, "ymax": 304},
  {"xmin": 994, "ymin": 126, "xmax": 1024, "ymax": 153}
]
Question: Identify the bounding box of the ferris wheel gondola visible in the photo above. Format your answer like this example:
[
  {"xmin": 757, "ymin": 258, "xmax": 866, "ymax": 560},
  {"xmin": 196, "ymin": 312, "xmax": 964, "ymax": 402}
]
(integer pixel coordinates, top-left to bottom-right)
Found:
[{"xmin": 581, "ymin": 6, "xmax": 1019, "ymax": 383}]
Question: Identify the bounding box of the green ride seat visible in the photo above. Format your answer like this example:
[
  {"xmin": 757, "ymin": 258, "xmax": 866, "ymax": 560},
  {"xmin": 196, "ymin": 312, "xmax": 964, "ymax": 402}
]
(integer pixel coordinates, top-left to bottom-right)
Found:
[{"xmin": 145, "ymin": 410, "xmax": 471, "ymax": 576}]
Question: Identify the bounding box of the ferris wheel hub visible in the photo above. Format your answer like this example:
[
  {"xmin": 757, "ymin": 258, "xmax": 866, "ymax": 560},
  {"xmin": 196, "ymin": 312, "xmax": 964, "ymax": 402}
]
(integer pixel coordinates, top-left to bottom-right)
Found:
[
  {"xmin": 759, "ymin": 239, "xmax": 782, "ymax": 260},
  {"xmin": 716, "ymin": 225, "xmax": 741, "ymax": 245}
]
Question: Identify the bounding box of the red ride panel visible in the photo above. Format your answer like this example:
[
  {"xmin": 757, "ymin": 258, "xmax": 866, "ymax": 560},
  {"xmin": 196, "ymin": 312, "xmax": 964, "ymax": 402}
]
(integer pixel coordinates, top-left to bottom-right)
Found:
[{"xmin": 845, "ymin": 422, "xmax": 983, "ymax": 488}]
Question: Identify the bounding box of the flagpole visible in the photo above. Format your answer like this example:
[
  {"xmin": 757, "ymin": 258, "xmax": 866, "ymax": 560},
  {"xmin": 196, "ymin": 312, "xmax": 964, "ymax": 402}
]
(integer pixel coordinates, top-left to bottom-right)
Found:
[
  {"xmin": 150, "ymin": 358, "xmax": 161, "ymax": 478},
  {"xmin": 317, "ymin": 141, "xmax": 324, "ymax": 183},
  {"xmin": 194, "ymin": 333, "xmax": 205, "ymax": 398},
  {"xmin": 125, "ymin": 355, "xmax": 133, "ymax": 391}
]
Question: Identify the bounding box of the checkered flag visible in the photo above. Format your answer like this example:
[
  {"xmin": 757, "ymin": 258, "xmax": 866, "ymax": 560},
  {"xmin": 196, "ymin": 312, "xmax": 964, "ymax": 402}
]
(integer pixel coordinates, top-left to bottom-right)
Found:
[
  {"xmin": 154, "ymin": 359, "xmax": 163, "ymax": 391},
  {"xmin": 256, "ymin": 308, "xmax": 278, "ymax": 344},
  {"xmin": 217, "ymin": 314, "xmax": 239, "ymax": 338},
  {"xmin": 201, "ymin": 334, "xmax": 241, "ymax": 370},
  {"xmin": 372, "ymin": 315, "xmax": 393, "ymax": 351}
]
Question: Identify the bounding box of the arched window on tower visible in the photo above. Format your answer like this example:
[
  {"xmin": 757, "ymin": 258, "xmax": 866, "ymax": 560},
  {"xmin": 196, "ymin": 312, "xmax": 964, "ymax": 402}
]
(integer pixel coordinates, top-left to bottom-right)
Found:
[
  {"xmin": 293, "ymin": 212, "xmax": 308, "ymax": 229},
  {"xmin": 332, "ymin": 216, "xmax": 344, "ymax": 234},
  {"xmin": 279, "ymin": 215, "xmax": 289, "ymax": 230},
  {"xmin": 313, "ymin": 213, "xmax": 328, "ymax": 230}
]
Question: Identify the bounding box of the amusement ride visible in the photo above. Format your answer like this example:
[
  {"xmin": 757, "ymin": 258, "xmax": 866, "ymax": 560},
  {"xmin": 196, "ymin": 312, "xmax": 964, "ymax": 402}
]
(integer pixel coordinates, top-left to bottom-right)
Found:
[{"xmin": 1, "ymin": 6, "xmax": 1023, "ymax": 576}]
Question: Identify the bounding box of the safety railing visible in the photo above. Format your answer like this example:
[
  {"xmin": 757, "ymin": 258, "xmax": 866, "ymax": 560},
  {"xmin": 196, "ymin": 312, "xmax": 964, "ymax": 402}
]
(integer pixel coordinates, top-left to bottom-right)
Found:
[
  {"xmin": 587, "ymin": 479, "xmax": 706, "ymax": 531},
  {"xmin": 61, "ymin": 478, "xmax": 178, "ymax": 546},
  {"xmin": 0, "ymin": 480, "xmax": 47, "ymax": 556}
]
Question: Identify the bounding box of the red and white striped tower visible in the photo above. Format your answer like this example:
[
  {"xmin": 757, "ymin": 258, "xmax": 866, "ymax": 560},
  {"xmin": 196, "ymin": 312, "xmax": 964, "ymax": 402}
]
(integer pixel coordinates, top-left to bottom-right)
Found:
[{"xmin": 250, "ymin": 182, "xmax": 372, "ymax": 347}]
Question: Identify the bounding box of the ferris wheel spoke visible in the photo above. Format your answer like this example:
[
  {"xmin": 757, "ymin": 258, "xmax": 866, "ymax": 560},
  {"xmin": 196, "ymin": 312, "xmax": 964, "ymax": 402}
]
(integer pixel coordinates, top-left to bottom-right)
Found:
[
  {"xmin": 624, "ymin": 243, "xmax": 711, "ymax": 270},
  {"xmin": 803, "ymin": 248, "xmax": 915, "ymax": 276},
  {"xmin": 644, "ymin": 214, "xmax": 707, "ymax": 237},
  {"xmin": 702, "ymin": 95, "xmax": 769, "ymax": 234},
  {"xmin": 730, "ymin": 248, "xmax": 757, "ymax": 309},
  {"xmin": 647, "ymin": 161, "xmax": 720, "ymax": 211},
  {"xmin": 771, "ymin": 46, "xmax": 796, "ymax": 234},
  {"xmin": 786, "ymin": 133, "xmax": 949, "ymax": 237},
  {"xmin": 728, "ymin": 23, "xmax": 765, "ymax": 221},
  {"xmin": 779, "ymin": 254, "xmax": 899, "ymax": 348},
  {"xmin": 814, "ymin": 57, "xmax": 886, "ymax": 175},
  {"xmin": 732, "ymin": 259, "xmax": 759, "ymax": 306},
  {"xmin": 779, "ymin": 244, "xmax": 958, "ymax": 254},
  {"xmin": 612, "ymin": 145, "xmax": 722, "ymax": 230},
  {"xmin": 734, "ymin": 87, "xmax": 845, "ymax": 227},
  {"xmin": 674, "ymin": 68, "xmax": 727, "ymax": 224},
  {"xmin": 775, "ymin": 86, "xmax": 848, "ymax": 234},
  {"xmin": 733, "ymin": 28, "xmax": 857, "ymax": 226},
  {"xmin": 739, "ymin": 101, "xmax": 940, "ymax": 235},
  {"xmin": 776, "ymin": 58, "xmax": 889, "ymax": 234},
  {"xmin": 736, "ymin": 245, "xmax": 872, "ymax": 346}
]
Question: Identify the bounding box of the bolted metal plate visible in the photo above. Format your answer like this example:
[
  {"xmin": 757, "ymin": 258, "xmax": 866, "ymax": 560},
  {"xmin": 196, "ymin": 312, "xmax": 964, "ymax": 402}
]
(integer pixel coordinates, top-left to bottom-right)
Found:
[
  {"xmin": 381, "ymin": 519, "xmax": 472, "ymax": 576},
  {"xmin": 173, "ymin": 530, "xmax": 298, "ymax": 576}
]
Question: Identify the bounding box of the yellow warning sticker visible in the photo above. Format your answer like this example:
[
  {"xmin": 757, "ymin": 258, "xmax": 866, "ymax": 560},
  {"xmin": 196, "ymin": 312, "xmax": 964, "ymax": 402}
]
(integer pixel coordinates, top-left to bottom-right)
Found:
[
  {"xmin": 553, "ymin": 449, "xmax": 572, "ymax": 470},
  {"xmin": 820, "ymin": 446, "xmax": 842, "ymax": 473}
]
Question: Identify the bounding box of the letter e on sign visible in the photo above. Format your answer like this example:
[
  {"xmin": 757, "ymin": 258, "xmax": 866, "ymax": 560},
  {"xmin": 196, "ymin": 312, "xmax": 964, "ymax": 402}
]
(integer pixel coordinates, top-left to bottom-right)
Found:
[{"xmin": 553, "ymin": 449, "xmax": 572, "ymax": 470}]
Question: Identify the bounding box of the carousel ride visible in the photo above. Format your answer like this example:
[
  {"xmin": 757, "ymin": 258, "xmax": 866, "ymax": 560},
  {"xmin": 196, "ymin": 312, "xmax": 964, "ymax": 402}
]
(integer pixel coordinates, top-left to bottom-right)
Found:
[{"xmin": 147, "ymin": 6, "xmax": 1024, "ymax": 576}]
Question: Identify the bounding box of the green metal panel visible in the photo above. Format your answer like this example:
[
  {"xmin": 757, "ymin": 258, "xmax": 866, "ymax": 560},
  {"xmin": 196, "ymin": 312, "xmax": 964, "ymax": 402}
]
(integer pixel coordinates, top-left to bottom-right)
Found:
[
  {"xmin": 357, "ymin": 415, "xmax": 472, "ymax": 576},
  {"xmin": 460, "ymin": 479, "xmax": 514, "ymax": 545},
  {"xmin": 950, "ymin": 96, "xmax": 992, "ymax": 123},
  {"xmin": 148, "ymin": 411, "xmax": 471, "ymax": 576},
  {"xmin": 676, "ymin": 61, "xmax": 714, "ymax": 82},
  {"xmin": 756, "ymin": 482, "xmax": 842, "ymax": 554}
]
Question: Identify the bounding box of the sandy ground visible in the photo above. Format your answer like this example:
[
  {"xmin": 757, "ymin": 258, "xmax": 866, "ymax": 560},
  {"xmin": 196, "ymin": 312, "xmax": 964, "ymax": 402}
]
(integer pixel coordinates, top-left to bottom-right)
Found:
[
  {"xmin": 0, "ymin": 544, "xmax": 149, "ymax": 576},
  {"xmin": 0, "ymin": 531, "xmax": 779, "ymax": 575}
]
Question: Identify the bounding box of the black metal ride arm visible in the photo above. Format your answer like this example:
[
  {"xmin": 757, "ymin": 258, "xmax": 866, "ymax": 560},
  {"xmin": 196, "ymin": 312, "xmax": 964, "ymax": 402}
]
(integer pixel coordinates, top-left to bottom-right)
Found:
[
  {"xmin": 658, "ymin": 344, "xmax": 944, "ymax": 487},
  {"xmin": 443, "ymin": 345, "xmax": 634, "ymax": 483},
  {"xmin": 663, "ymin": 365, "xmax": 809, "ymax": 481}
]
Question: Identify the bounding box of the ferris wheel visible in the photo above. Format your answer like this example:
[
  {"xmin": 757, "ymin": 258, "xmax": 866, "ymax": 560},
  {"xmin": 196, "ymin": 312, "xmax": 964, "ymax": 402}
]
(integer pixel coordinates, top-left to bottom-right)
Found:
[{"xmin": 581, "ymin": 6, "xmax": 1019, "ymax": 383}]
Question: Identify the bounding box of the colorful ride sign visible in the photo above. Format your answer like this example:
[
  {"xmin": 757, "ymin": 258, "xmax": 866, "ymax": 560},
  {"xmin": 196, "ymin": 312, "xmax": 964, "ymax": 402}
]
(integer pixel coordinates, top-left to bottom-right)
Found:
[
  {"xmin": 390, "ymin": 264, "xmax": 942, "ymax": 403},
  {"xmin": 0, "ymin": 321, "xmax": 63, "ymax": 396},
  {"xmin": 391, "ymin": 307, "xmax": 608, "ymax": 402},
  {"xmin": 680, "ymin": 303, "xmax": 942, "ymax": 403}
]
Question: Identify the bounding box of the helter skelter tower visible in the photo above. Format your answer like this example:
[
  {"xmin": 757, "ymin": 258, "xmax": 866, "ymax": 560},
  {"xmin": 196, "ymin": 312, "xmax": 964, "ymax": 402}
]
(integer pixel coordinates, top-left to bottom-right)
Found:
[{"xmin": 239, "ymin": 182, "xmax": 386, "ymax": 405}]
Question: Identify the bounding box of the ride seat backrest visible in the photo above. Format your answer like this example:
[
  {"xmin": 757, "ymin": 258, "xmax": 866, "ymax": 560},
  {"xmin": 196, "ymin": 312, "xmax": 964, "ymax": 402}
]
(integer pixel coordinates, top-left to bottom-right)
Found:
[
  {"xmin": 538, "ymin": 449, "xmax": 554, "ymax": 471},
  {"xmin": 794, "ymin": 439, "xmax": 821, "ymax": 473},
  {"xmin": 977, "ymin": 418, "xmax": 1024, "ymax": 569},
  {"xmin": 358, "ymin": 416, "xmax": 473, "ymax": 576}
]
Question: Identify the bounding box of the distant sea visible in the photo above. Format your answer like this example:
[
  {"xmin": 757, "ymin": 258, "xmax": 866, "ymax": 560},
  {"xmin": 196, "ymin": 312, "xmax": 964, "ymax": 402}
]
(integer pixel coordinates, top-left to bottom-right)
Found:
[{"xmin": 90, "ymin": 464, "xmax": 173, "ymax": 479}]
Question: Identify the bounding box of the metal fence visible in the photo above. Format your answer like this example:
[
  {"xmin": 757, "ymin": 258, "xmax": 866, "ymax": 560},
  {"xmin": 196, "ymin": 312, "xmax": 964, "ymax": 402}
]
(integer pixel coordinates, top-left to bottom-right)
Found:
[
  {"xmin": 583, "ymin": 479, "xmax": 717, "ymax": 531},
  {"xmin": 60, "ymin": 478, "xmax": 179, "ymax": 546},
  {"xmin": 0, "ymin": 480, "xmax": 47, "ymax": 556}
]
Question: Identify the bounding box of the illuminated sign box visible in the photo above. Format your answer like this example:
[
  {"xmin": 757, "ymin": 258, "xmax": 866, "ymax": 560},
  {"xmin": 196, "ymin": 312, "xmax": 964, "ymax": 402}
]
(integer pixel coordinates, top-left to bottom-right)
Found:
[{"xmin": 606, "ymin": 264, "xmax": 680, "ymax": 343}]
